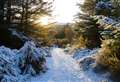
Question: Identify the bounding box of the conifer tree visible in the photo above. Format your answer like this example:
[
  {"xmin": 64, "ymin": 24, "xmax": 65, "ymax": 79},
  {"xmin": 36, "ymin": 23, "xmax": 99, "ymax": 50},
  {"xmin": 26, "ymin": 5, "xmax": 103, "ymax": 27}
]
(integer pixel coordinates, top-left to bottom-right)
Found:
[
  {"xmin": 75, "ymin": 15, "xmax": 101, "ymax": 49},
  {"xmin": 81, "ymin": 0, "xmax": 96, "ymax": 15}
]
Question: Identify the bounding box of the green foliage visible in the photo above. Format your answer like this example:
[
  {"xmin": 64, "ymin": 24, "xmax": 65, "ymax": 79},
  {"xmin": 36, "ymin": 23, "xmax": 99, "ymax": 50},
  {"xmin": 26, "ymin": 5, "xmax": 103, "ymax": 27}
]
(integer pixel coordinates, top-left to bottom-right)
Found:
[
  {"xmin": 80, "ymin": 0, "xmax": 120, "ymax": 17},
  {"xmin": 81, "ymin": 0, "xmax": 96, "ymax": 15},
  {"xmin": 78, "ymin": 0, "xmax": 120, "ymax": 76},
  {"xmin": 54, "ymin": 29, "xmax": 65, "ymax": 39},
  {"xmin": 100, "ymin": 26, "xmax": 116, "ymax": 40},
  {"xmin": 96, "ymin": 0, "xmax": 120, "ymax": 17},
  {"xmin": 74, "ymin": 15, "xmax": 101, "ymax": 49},
  {"xmin": 110, "ymin": 0, "xmax": 120, "ymax": 17}
]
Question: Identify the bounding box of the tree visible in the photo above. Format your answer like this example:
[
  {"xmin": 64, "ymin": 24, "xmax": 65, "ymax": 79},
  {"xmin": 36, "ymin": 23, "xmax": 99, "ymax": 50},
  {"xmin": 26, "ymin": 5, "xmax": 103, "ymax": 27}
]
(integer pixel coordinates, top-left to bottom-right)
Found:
[
  {"xmin": 81, "ymin": 0, "xmax": 96, "ymax": 15},
  {"xmin": 95, "ymin": 0, "xmax": 120, "ymax": 17},
  {"xmin": 0, "ymin": 0, "xmax": 53, "ymax": 48},
  {"xmin": 0, "ymin": 0, "xmax": 52, "ymax": 28},
  {"xmin": 74, "ymin": 14, "xmax": 101, "ymax": 49},
  {"xmin": 0, "ymin": 0, "xmax": 5, "ymax": 24},
  {"xmin": 15, "ymin": 0, "xmax": 53, "ymax": 31},
  {"xmin": 23, "ymin": 0, "xmax": 53, "ymax": 44},
  {"xmin": 111, "ymin": 0, "xmax": 120, "ymax": 17}
]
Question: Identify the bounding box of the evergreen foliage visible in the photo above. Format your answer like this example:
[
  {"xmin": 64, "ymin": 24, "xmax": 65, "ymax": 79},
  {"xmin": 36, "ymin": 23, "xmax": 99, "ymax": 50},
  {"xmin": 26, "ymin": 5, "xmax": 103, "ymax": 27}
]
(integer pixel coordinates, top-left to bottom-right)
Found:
[
  {"xmin": 74, "ymin": 15, "xmax": 101, "ymax": 49},
  {"xmin": 81, "ymin": 0, "xmax": 96, "ymax": 15},
  {"xmin": 0, "ymin": 0, "xmax": 52, "ymax": 48},
  {"xmin": 0, "ymin": 41, "xmax": 46, "ymax": 82}
]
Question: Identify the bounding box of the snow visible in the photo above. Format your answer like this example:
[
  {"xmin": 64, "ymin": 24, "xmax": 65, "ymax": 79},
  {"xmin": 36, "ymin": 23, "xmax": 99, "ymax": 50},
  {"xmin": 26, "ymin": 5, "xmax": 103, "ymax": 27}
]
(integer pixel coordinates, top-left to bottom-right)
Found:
[
  {"xmin": 95, "ymin": 16, "xmax": 116, "ymax": 25},
  {"xmin": 0, "ymin": 41, "xmax": 46, "ymax": 82},
  {"xmin": 73, "ymin": 48, "xmax": 98, "ymax": 60},
  {"xmin": 95, "ymin": 15, "xmax": 120, "ymax": 29},
  {"xmin": 28, "ymin": 48, "xmax": 111, "ymax": 82},
  {"xmin": 9, "ymin": 28, "xmax": 28, "ymax": 41},
  {"xmin": 0, "ymin": 42, "xmax": 112, "ymax": 82},
  {"xmin": 96, "ymin": 1, "xmax": 112, "ymax": 10}
]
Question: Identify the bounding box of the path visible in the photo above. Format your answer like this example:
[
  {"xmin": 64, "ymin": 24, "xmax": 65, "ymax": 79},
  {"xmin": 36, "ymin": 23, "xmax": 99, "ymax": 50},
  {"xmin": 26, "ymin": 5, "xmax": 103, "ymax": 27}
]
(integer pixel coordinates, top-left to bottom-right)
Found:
[{"xmin": 27, "ymin": 48, "xmax": 111, "ymax": 82}]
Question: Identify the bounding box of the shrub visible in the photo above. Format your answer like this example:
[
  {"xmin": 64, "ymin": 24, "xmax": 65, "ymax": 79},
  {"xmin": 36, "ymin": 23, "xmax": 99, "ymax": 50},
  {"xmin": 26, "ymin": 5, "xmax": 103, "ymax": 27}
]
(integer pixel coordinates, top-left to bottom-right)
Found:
[
  {"xmin": 18, "ymin": 41, "xmax": 46, "ymax": 74},
  {"xmin": 73, "ymin": 35, "xmax": 87, "ymax": 48},
  {"xmin": 0, "ymin": 41, "xmax": 46, "ymax": 82},
  {"xmin": 96, "ymin": 32, "xmax": 120, "ymax": 75}
]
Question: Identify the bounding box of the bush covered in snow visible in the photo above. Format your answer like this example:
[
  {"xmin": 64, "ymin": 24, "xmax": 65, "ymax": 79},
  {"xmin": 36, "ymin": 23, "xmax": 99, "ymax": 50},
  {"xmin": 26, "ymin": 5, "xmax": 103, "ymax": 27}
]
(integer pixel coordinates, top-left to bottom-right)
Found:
[
  {"xmin": 96, "ymin": 16, "xmax": 116, "ymax": 25},
  {"xmin": 96, "ymin": 1, "xmax": 112, "ymax": 10},
  {"xmin": 0, "ymin": 41, "xmax": 46, "ymax": 82},
  {"xmin": 92, "ymin": 13, "xmax": 120, "ymax": 79},
  {"xmin": 95, "ymin": 1, "xmax": 120, "ymax": 17},
  {"xmin": 93, "ymin": 15, "xmax": 120, "ymax": 40}
]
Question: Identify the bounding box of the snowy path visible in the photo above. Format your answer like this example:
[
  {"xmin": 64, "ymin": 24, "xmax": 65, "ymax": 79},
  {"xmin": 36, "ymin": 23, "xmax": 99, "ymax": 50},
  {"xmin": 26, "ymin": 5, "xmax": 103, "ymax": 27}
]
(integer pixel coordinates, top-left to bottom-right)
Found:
[{"xmin": 27, "ymin": 48, "xmax": 111, "ymax": 82}]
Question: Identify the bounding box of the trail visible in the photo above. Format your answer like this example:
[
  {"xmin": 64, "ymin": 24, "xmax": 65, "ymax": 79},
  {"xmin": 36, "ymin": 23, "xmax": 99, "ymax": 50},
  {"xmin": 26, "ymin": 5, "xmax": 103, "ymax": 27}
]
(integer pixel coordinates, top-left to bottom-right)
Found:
[{"xmin": 28, "ymin": 48, "xmax": 111, "ymax": 82}]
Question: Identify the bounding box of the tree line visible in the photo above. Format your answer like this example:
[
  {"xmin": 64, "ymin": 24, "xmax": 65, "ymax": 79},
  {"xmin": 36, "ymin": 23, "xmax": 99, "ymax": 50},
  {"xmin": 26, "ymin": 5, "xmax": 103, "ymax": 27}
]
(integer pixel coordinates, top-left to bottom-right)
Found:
[
  {"xmin": 0, "ymin": 0, "xmax": 52, "ymax": 30},
  {"xmin": 0, "ymin": 0, "xmax": 52, "ymax": 48}
]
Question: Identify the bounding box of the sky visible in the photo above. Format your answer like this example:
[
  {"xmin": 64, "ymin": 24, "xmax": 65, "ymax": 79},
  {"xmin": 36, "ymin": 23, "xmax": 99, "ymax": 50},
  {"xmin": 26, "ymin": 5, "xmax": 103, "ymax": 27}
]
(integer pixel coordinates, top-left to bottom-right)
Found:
[
  {"xmin": 52, "ymin": 0, "xmax": 85, "ymax": 24},
  {"xmin": 35, "ymin": 0, "xmax": 85, "ymax": 25}
]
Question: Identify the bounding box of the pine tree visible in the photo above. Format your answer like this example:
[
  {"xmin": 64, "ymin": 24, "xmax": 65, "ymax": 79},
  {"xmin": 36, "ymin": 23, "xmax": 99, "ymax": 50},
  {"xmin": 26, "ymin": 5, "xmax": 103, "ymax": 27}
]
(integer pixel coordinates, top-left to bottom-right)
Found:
[
  {"xmin": 75, "ymin": 15, "xmax": 101, "ymax": 49},
  {"xmin": 81, "ymin": 0, "xmax": 96, "ymax": 15},
  {"xmin": 0, "ymin": 0, "xmax": 53, "ymax": 48}
]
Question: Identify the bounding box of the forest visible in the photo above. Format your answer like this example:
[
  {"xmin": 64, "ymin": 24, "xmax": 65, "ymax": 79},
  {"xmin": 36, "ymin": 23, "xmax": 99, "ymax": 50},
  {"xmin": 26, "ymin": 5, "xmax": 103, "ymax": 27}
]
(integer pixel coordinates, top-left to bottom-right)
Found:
[{"xmin": 0, "ymin": 0, "xmax": 120, "ymax": 82}]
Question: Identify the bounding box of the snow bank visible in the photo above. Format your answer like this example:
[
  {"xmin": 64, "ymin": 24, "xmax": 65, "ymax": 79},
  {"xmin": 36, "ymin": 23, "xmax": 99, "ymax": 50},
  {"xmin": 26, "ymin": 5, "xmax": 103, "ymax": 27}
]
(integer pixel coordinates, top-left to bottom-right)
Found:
[
  {"xmin": 72, "ymin": 48, "xmax": 111, "ymax": 82},
  {"xmin": 72, "ymin": 48, "xmax": 98, "ymax": 71},
  {"xmin": 73, "ymin": 48, "xmax": 98, "ymax": 60},
  {"xmin": 0, "ymin": 41, "xmax": 47, "ymax": 82}
]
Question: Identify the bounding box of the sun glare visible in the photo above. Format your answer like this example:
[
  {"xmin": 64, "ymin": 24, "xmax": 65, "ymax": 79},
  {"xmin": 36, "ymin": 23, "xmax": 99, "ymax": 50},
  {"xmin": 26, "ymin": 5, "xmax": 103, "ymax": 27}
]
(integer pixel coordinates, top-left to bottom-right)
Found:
[
  {"xmin": 35, "ymin": 16, "xmax": 49, "ymax": 25},
  {"xmin": 52, "ymin": 0, "xmax": 85, "ymax": 24},
  {"xmin": 40, "ymin": 17, "xmax": 49, "ymax": 25},
  {"xmin": 35, "ymin": 0, "xmax": 85, "ymax": 25}
]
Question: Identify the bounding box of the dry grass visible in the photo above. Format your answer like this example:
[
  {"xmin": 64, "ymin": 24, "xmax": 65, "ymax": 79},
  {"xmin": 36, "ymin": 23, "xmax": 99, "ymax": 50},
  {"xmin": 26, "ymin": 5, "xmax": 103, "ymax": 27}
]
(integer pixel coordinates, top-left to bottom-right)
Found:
[{"xmin": 96, "ymin": 39, "xmax": 120, "ymax": 74}]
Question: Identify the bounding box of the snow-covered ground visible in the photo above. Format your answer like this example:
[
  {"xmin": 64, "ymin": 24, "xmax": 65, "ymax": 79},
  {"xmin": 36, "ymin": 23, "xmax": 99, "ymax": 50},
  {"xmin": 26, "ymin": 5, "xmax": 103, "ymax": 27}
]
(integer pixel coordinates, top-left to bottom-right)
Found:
[
  {"xmin": 28, "ymin": 48, "xmax": 111, "ymax": 82},
  {"xmin": 0, "ymin": 42, "xmax": 111, "ymax": 82}
]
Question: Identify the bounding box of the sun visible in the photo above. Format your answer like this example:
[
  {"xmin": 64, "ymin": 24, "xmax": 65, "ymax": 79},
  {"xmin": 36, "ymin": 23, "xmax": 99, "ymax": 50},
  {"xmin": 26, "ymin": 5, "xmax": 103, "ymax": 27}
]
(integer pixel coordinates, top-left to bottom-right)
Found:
[
  {"xmin": 52, "ymin": 0, "xmax": 85, "ymax": 23},
  {"xmin": 40, "ymin": 17, "xmax": 49, "ymax": 25},
  {"xmin": 34, "ymin": 0, "xmax": 85, "ymax": 25},
  {"xmin": 34, "ymin": 16, "xmax": 49, "ymax": 25}
]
